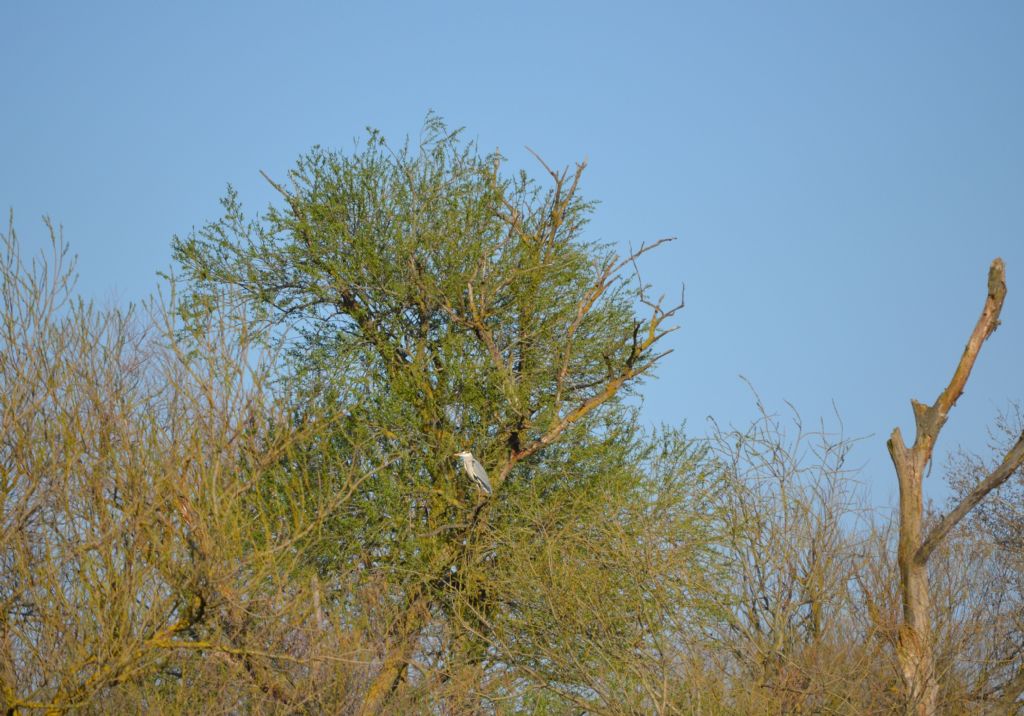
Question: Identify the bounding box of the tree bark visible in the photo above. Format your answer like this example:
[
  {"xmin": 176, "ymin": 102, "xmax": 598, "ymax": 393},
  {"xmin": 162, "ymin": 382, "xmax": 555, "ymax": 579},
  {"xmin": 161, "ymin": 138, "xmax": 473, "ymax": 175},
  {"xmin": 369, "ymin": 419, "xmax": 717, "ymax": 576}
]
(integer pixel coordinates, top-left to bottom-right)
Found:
[
  {"xmin": 889, "ymin": 429, "xmax": 940, "ymax": 715},
  {"xmin": 887, "ymin": 258, "xmax": 1016, "ymax": 716}
]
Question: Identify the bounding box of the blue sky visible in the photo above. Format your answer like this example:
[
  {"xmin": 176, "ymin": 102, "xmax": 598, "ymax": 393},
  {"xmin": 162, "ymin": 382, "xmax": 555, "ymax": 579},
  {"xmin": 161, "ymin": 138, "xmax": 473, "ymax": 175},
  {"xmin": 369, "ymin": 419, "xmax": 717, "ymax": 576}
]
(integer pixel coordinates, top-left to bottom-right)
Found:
[{"xmin": 2, "ymin": 1, "xmax": 1022, "ymax": 507}]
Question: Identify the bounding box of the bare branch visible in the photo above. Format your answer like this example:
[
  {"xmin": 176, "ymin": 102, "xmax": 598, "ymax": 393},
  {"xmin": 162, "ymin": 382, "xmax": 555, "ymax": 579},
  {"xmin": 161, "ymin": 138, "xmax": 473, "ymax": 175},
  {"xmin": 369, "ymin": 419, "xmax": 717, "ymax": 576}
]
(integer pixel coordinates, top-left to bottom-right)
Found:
[{"xmin": 917, "ymin": 431, "xmax": 1024, "ymax": 565}]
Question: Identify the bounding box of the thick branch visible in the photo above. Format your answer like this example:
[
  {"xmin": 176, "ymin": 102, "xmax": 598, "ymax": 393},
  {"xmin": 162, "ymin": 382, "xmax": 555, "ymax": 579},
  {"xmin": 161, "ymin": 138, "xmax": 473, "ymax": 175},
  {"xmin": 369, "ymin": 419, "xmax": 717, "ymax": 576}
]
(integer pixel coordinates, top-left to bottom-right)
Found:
[
  {"xmin": 495, "ymin": 282, "xmax": 679, "ymax": 487},
  {"xmin": 916, "ymin": 431, "xmax": 1024, "ymax": 565},
  {"xmin": 932, "ymin": 258, "xmax": 1007, "ymax": 420},
  {"xmin": 890, "ymin": 259, "xmax": 1007, "ymax": 472},
  {"xmin": 905, "ymin": 260, "xmax": 1007, "ymax": 468}
]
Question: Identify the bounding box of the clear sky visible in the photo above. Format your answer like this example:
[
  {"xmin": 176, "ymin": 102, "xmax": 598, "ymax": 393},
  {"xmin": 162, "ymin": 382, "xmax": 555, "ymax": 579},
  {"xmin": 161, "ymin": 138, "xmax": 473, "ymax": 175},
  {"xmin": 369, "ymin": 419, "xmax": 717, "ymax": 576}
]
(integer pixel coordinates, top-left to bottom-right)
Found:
[{"xmin": 3, "ymin": 1, "xmax": 1022, "ymax": 507}]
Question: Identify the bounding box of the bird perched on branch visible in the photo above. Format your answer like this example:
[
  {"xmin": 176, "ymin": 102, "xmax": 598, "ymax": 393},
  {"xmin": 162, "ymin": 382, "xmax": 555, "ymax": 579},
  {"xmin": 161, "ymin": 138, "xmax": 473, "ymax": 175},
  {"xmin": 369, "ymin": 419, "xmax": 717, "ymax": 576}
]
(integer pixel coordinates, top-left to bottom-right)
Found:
[{"xmin": 454, "ymin": 451, "xmax": 492, "ymax": 496}]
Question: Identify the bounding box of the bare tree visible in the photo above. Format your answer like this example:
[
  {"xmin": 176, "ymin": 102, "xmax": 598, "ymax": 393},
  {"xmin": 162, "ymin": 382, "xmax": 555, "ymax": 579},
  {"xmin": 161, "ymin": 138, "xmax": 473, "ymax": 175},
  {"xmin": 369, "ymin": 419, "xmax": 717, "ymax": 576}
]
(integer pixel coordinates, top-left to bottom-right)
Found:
[
  {"xmin": 707, "ymin": 397, "xmax": 892, "ymax": 714},
  {"xmin": 887, "ymin": 259, "xmax": 1024, "ymax": 715},
  {"xmin": 0, "ymin": 217, "xmax": 394, "ymax": 714}
]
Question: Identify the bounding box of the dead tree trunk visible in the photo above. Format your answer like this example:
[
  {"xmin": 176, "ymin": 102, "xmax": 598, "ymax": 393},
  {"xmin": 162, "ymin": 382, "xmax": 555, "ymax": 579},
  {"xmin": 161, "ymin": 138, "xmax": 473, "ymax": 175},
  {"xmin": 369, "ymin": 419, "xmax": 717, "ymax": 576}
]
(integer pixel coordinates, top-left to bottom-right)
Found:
[{"xmin": 887, "ymin": 258, "xmax": 1024, "ymax": 715}]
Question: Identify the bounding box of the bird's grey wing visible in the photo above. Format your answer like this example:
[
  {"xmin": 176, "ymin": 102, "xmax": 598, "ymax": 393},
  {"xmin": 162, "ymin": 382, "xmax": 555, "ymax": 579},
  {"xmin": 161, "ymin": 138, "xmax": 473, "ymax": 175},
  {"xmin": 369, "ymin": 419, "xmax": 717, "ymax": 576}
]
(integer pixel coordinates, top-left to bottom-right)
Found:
[
  {"xmin": 471, "ymin": 457, "xmax": 492, "ymax": 489},
  {"xmin": 470, "ymin": 457, "xmax": 488, "ymax": 478}
]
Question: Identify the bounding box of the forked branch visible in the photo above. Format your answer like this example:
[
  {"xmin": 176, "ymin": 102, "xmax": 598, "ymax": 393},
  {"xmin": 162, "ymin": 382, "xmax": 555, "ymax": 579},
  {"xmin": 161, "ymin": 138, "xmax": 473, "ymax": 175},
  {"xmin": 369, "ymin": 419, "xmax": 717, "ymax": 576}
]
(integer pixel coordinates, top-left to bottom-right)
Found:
[
  {"xmin": 917, "ymin": 431, "xmax": 1024, "ymax": 565},
  {"xmin": 886, "ymin": 257, "xmax": 1014, "ymax": 716},
  {"xmin": 496, "ymin": 239, "xmax": 682, "ymax": 485}
]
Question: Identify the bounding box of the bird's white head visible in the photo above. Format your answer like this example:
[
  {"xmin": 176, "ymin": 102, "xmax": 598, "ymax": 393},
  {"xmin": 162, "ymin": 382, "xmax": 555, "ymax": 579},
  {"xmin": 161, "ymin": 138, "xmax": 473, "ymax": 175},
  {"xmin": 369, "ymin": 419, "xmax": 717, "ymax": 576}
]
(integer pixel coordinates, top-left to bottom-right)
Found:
[{"xmin": 453, "ymin": 451, "xmax": 473, "ymax": 459}]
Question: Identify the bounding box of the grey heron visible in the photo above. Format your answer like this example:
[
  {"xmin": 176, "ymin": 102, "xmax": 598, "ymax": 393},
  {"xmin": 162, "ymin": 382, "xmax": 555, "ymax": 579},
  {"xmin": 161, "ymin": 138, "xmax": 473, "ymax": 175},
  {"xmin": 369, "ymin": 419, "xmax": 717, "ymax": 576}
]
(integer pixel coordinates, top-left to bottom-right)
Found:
[{"xmin": 453, "ymin": 451, "xmax": 492, "ymax": 496}]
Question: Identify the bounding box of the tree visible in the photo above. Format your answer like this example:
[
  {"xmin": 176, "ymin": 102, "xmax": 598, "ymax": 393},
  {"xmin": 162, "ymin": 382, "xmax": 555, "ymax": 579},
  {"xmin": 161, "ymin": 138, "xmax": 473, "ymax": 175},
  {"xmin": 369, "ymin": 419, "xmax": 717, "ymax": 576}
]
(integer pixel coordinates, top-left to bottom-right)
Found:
[
  {"xmin": 0, "ymin": 216, "xmax": 390, "ymax": 713},
  {"xmin": 886, "ymin": 259, "xmax": 1024, "ymax": 715},
  {"xmin": 171, "ymin": 117, "xmax": 718, "ymax": 713}
]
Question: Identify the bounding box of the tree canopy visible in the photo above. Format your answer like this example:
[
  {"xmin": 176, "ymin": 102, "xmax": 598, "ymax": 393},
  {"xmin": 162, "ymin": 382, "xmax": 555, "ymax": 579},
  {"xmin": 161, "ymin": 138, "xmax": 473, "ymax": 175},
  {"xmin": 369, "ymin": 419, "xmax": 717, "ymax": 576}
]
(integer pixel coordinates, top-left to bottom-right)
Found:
[{"xmin": 169, "ymin": 116, "xmax": 715, "ymax": 712}]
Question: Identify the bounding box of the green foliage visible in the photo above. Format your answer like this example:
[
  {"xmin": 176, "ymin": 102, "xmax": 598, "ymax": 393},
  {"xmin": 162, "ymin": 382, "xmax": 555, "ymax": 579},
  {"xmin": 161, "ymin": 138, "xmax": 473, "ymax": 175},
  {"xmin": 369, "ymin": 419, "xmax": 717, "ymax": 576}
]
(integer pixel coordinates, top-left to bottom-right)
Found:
[{"xmin": 170, "ymin": 116, "xmax": 712, "ymax": 711}]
